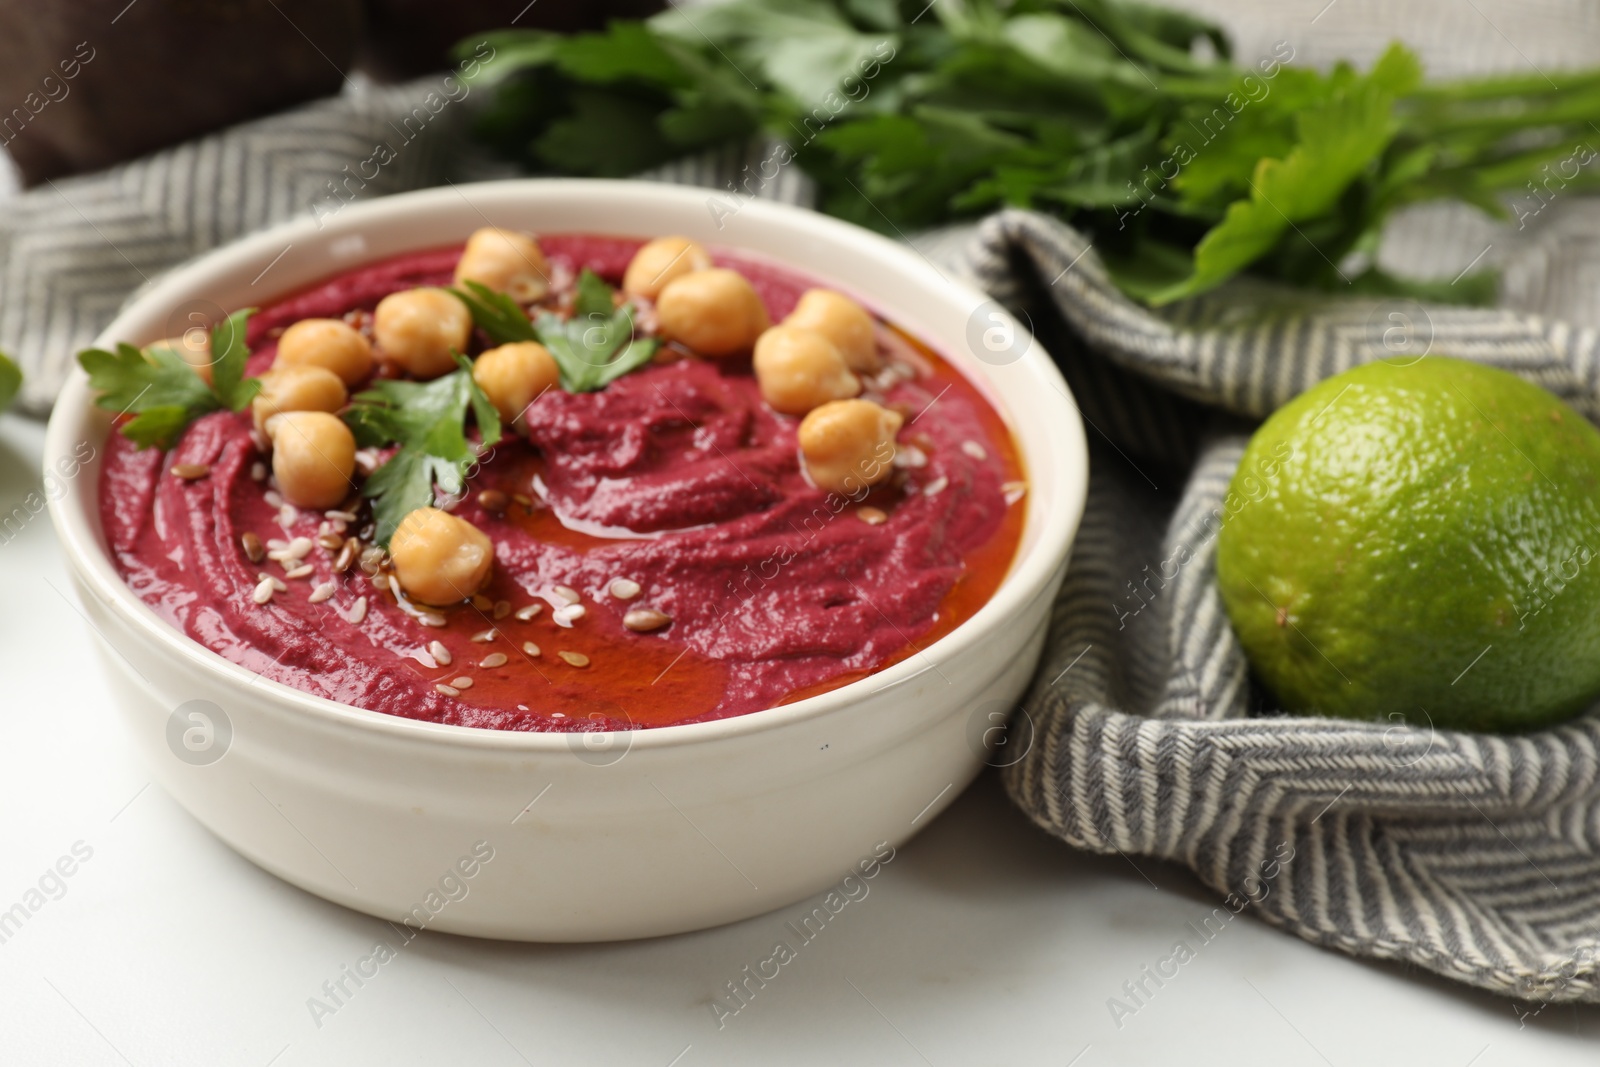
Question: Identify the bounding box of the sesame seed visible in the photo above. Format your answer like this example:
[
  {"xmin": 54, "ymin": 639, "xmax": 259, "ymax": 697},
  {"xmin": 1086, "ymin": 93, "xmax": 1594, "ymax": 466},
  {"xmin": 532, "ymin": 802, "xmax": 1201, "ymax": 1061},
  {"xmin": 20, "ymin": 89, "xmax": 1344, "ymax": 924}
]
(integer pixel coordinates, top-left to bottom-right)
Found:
[
  {"xmin": 924, "ymin": 475, "xmax": 949, "ymax": 496},
  {"xmin": 450, "ymin": 676, "xmax": 473, "ymax": 689},
  {"xmin": 554, "ymin": 585, "xmax": 580, "ymax": 605},
  {"xmin": 1003, "ymin": 480, "xmax": 1027, "ymax": 505},
  {"xmin": 266, "ymin": 538, "xmax": 289, "ymax": 551},
  {"xmin": 522, "ymin": 641, "xmax": 541, "ymax": 657},
  {"xmin": 263, "ymin": 490, "xmax": 284, "ymax": 509},
  {"xmin": 429, "ymin": 640, "xmax": 452, "ymax": 666},
  {"xmin": 316, "ymin": 532, "xmax": 344, "ymax": 551},
  {"xmin": 334, "ymin": 538, "xmax": 360, "ymax": 572},
  {"xmin": 354, "ymin": 450, "xmax": 380, "ymax": 476},
  {"xmin": 434, "ymin": 683, "xmax": 460, "ymax": 697},
  {"xmin": 471, "ymin": 594, "xmax": 493, "ymax": 611},
  {"xmin": 961, "ymin": 440, "xmax": 988, "ymax": 461},
  {"xmin": 512, "ymin": 493, "xmax": 533, "ymax": 508},
  {"xmin": 171, "ymin": 462, "xmax": 210, "ymax": 480},
  {"xmin": 287, "ymin": 537, "xmax": 313, "ymax": 558},
  {"xmin": 257, "ymin": 573, "xmax": 287, "ymax": 592},
  {"xmin": 251, "ymin": 577, "xmax": 275, "ymax": 604},
  {"xmin": 623, "ymin": 609, "xmax": 671, "ymax": 633},
  {"xmin": 283, "ymin": 564, "xmax": 314, "ymax": 580},
  {"xmin": 359, "ymin": 546, "xmax": 385, "ymax": 574},
  {"xmin": 347, "ymin": 596, "xmax": 368, "ymax": 625},
  {"xmin": 277, "ymin": 503, "xmax": 298, "ymax": 528},
  {"xmin": 250, "ymin": 462, "xmax": 267, "ymax": 482},
  {"xmin": 371, "ymin": 573, "xmax": 391, "ymax": 592},
  {"xmin": 893, "ymin": 446, "xmax": 928, "ymax": 469},
  {"xmin": 479, "ymin": 652, "xmax": 508, "ymax": 668},
  {"xmin": 471, "ymin": 628, "xmax": 497, "ymax": 642},
  {"xmin": 553, "ymin": 604, "xmax": 586, "ymax": 627},
  {"xmin": 857, "ymin": 506, "xmax": 888, "ymax": 525},
  {"xmin": 309, "ymin": 582, "xmax": 336, "ymax": 604},
  {"xmin": 241, "ymin": 531, "xmax": 264, "ymax": 563},
  {"xmin": 493, "ymin": 600, "xmax": 510, "ymax": 619},
  {"xmin": 250, "ymin": 429, "xmax": 271, "ymax": 453},
  {"xmin": 516, "ymin": 704, "xmax": 529, "ymax": 712},
  {"xmin": 558, "ymin": 651, "xmax": 590, "ymax": 668},
  {"xmin": 608, "ymin": 578, "xmax": 642, "ymax": 600},
  {"xmin": 514, "ymin": 604, "xmax": 542, "ymax": 621},
  {"xmin": 418, "ymin": 613, "xmax": 446, "ymax": 627},
  {"xmin": 326, "ymin": 509, "xmax": 359, "ymax": 522}
]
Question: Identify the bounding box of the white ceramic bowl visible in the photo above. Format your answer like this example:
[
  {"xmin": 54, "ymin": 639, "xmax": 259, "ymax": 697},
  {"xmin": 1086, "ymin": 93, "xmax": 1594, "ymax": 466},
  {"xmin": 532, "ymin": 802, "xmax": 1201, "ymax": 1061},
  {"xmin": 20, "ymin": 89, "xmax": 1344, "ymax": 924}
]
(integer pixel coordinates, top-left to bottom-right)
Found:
[{"xmin": 46, "ymin": 179, "xmax": 1087, "ymax": 941}]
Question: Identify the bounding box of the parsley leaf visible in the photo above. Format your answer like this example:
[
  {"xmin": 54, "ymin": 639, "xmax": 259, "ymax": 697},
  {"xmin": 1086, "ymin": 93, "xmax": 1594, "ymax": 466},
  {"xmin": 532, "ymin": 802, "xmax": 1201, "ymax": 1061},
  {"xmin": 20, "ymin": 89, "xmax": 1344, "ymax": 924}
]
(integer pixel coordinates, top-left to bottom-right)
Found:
[
  {"xmin": 449, "ymin": 281, "xmax": 540, "ymax": 345},
  {"xmin": 343, "ymin": 357, "xmax": 503, "ymax": 546},
  {"xmin": 535, "ymin": 270, "xmax": 659, "ymax": 392},
  {"xmin": 78, "ymin": 309, "xmax": 261, "ymax": 449},
  {"xmin": 452, "ymin": 271, "xmax": 660, "ymax": 393},
  {"xmin": 209, "ymin": 309, "xmax": 261, "ymax": 412}
]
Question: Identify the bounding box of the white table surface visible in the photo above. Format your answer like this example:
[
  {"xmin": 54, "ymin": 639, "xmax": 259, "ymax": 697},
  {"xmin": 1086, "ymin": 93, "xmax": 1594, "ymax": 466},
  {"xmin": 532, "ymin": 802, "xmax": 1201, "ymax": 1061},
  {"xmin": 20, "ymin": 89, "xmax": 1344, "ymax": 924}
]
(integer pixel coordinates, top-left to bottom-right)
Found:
[{"xmin": 2, "ymin": 412, "xmax": 1597, "ymax": 1066}]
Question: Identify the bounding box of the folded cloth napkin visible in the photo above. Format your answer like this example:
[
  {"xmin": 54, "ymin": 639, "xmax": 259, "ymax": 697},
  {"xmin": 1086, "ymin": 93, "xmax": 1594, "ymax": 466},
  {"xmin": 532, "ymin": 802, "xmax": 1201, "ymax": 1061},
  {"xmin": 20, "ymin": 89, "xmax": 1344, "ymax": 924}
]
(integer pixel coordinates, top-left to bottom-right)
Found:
[{"xmin": 6, "ymin": 52, "xmax": 1600, "ymax": 1008}]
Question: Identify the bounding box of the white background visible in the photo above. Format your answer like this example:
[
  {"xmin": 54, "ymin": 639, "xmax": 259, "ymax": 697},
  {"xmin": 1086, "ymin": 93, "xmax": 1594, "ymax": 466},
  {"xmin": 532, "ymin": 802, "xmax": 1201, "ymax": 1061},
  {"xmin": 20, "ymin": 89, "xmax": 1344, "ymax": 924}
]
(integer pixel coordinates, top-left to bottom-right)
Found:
[{"xmin": 2, "ymin": 412, "xmax": 1595, "ymax": 1066}]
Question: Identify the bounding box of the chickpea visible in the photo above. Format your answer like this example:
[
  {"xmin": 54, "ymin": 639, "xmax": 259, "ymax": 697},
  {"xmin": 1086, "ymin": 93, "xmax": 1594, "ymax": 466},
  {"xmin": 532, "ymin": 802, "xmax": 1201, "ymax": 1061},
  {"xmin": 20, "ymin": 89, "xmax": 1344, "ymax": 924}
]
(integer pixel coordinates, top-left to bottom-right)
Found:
[
  {"xmin": 798, "ymin": 399, "xmax": 903, "ymax": 496},
  {"xmin": 782, "ymin": 289, "xmax": 879, "ymax": 373},
  {"xmin": 454, "ymin": 227, "xmax": 550, "ymax": 303},
  {"xmin": 623, "ymin": 236, "xmax": 712, "ymax": 300},
  {"xmin": 275, "ymin": 318, "xmax": 374, "ymax": 386},
  {"xmin": 390, "ymin": 506, "xmax": 495, "ymax": 606},
  {"xmin": 252, "ymin": 364, "xmax": 347, "ymax": 434},
  {"xmin": 373, "ymin": 288, "xmax": 473, "ymax": 380},
  {"xmin": 145, "ymin": 332, "xmax": 213, "ymax": 385},
  {"xmin": 752, "ymin": 326, "xmax": 861, "ymax": 416},
  {"xmin": 268, "ymin": 411, "xmax": 356, "ymax": 510},
  {"xmin": 473, "ymin": 342, "xmax": 561, "ymax": 423},
  {"xmin": 655, "ymin": 268, "xmax": 770, "ymax": 358}
]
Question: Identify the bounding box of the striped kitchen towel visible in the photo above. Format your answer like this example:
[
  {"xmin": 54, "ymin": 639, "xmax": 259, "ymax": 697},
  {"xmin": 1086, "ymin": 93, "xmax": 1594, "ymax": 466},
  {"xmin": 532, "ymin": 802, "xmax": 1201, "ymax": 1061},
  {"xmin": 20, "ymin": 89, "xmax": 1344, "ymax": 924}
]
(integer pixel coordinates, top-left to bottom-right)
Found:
[{"xmin": 976, "ymin": 208, "xmax": 1600, "ymax": 1004}]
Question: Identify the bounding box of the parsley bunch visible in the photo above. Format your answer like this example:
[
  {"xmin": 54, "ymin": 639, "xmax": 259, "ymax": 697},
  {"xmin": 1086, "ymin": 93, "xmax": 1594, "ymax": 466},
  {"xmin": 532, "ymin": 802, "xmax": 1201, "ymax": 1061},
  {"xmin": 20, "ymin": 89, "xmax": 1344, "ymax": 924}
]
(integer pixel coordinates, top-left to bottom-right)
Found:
[
  {"xmin": 78, "ymin": 310, "xmax": 260, "ymax": 448},
  {"xmin": 456, "ymin": 0, "xmax": 1600, "ymax": 305}
]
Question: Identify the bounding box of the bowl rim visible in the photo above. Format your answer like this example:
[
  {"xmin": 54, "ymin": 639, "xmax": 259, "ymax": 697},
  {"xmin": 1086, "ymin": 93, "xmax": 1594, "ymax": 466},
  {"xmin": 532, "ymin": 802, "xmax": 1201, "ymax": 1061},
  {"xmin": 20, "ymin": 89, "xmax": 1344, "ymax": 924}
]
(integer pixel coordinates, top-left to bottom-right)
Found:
[{"xmin": 45, "ymin": 178, "xmax": 1088, "ymax": 753}]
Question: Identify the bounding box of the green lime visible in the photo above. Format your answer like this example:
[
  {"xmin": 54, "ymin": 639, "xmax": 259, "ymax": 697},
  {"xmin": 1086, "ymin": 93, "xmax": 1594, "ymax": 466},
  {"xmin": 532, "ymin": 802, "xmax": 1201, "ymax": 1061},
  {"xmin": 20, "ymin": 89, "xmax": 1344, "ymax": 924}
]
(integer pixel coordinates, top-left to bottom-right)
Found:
[{"xmin": 1216, "ymin": 356, "xmax": 1600, "ymax": 733}]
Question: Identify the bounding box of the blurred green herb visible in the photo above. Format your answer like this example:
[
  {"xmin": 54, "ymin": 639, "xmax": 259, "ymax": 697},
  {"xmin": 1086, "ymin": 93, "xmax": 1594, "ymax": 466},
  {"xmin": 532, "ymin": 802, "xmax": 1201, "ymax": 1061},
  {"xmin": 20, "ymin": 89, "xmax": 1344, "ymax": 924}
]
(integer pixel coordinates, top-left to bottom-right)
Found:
[
  {"xmin": 0, "ymin": 351, "xmax": 21, "ymax": 413},
  {"xmin": 343, "ymin": 357, "xmax": 503, "ymax": 545},
  {"xmin": 455, "ymin": 0, "xmax": 1600, "ymax": 305},
  {"xmin": 77, "ymin": 309, "xmax": 260, "ymax": 449}
]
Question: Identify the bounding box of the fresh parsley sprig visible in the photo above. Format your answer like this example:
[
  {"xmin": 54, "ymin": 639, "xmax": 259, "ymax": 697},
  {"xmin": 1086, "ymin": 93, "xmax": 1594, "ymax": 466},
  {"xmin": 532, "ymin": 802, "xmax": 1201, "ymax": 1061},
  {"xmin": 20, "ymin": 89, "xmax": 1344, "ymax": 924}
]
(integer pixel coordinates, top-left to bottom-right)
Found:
[
  {"xmin": 452, "ymin": 272, "xmax": 659, "ymax": 393},
  {"xmin": 77, "ymin": 309, "xmax": 261, "ymax": 449},
  {"xmin": 343, "ymin": 356, "xmax": 503, "ymax": 546}
]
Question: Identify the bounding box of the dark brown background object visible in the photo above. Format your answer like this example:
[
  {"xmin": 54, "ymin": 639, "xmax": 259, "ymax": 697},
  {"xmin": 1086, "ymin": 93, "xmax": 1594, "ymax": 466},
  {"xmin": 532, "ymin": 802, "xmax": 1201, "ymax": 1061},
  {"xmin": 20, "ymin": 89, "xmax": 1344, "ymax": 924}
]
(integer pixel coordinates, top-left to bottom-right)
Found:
[
  {"xmin": 0, "ymin": 0, "xmax": 362, "ymax": 186},
  {"xmin": 355, "ymin": 0, "xmax": 665, "ymax": 81}
]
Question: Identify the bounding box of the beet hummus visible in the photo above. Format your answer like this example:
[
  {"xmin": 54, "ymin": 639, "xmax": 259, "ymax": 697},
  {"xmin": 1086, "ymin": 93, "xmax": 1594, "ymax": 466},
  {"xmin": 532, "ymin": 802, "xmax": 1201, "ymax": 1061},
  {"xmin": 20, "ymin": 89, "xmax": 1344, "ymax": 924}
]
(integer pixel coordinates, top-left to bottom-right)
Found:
[{"xmin": 98, "ymin": 234, "xmax": 1025, "ymax": 730}]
